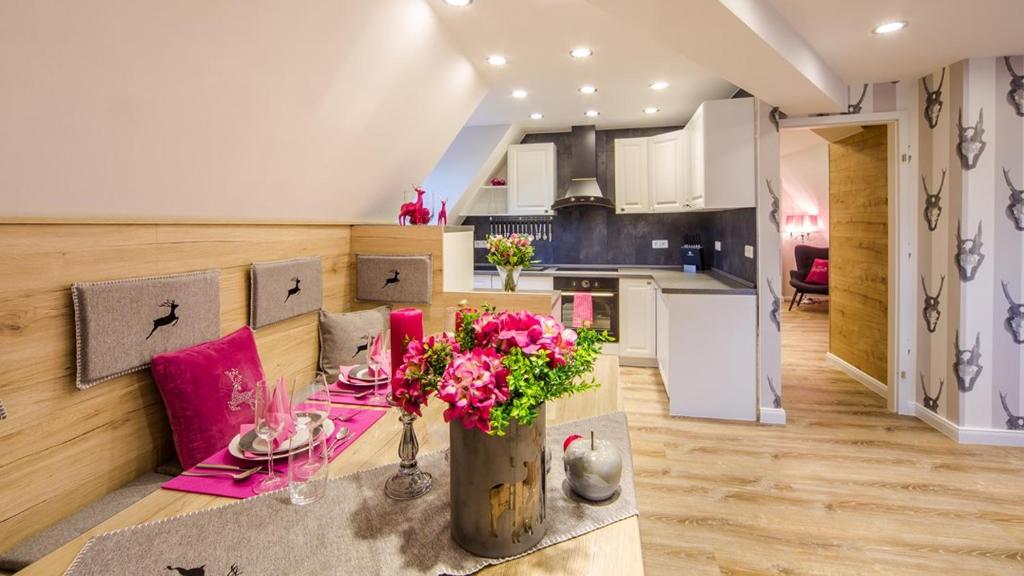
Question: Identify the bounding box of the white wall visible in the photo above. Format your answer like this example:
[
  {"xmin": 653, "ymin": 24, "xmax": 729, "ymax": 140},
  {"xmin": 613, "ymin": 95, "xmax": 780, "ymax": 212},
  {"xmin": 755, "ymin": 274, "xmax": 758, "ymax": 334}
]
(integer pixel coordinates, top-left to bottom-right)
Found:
[
  {"xmin": 780, "ymin": 136, "xmax": 830, "ymax": 297},
  {"xmin": 421, "ymin": 124, "xmax": 513, "ymax": 219},
  {"xmin": 0, "ymin": 0, "xmax": 487, "ymax": 222}
]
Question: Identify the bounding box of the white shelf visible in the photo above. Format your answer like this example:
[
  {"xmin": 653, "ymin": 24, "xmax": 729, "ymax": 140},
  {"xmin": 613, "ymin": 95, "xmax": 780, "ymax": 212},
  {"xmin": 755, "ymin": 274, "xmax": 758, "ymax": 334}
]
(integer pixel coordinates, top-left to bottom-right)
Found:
[{"xmin": 478, "ymin": 185, "xmax": 507, "ymax": 189}]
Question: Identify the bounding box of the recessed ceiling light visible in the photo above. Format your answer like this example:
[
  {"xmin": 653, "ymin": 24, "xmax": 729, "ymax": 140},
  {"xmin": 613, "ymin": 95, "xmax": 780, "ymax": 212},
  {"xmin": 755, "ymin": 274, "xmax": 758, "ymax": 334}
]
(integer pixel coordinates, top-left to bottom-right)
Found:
[
  {"xmin": 584, "ymin": 110, "xmax": 600, "ymax": 117},
  {"xmin": 570, "ymin": 47, "xmax": 593, "ymax": 59},
  {"xmin": 872, "ymin": 20, "xmax": 907, "ymax": 34},
  {"xmin": 511, "ymin": 89, "xmax": 528, "ymax": 99},
  {"xmin": 649, "ymin": 81, "xmax": 669, "ymax": 91},
  {"xmin": 487, "ymin": 55, "xmax": 507, "ymax": 66},
  {"xmin": 443, "ymin": 0, "xmax": 472, "ymax": 6},
  {"xmin": 644, "ymin": 107, "xmax": 659, "ymax": 114},
  {"xmin": 530, "ymin": 113, "xmax": 544, "ymax": 120},
  {"xmin": 578, "ymin": 85, "xmax": 597, "ymax": 94}
]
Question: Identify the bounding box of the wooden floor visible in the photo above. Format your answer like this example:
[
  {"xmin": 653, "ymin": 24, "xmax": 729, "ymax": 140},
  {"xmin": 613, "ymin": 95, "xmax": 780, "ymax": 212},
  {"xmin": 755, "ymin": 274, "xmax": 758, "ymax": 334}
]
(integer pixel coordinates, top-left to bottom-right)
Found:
[{"xmin": 623, "ymin": 301, "xmax": 1024, "ymax": 575}]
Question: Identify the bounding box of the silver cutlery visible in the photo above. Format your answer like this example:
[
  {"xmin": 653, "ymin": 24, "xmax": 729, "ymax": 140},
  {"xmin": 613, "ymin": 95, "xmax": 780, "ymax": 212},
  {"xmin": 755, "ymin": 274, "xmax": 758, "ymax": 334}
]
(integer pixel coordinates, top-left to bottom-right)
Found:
[
  {"xmin": 329, "ymin": 427, "xmax": 351, "ymax": 457},
  {"xmin": 181, "ymin": 467, "xmax": 261, "ymax": 481},
  {"xmin": 331, "ymin": 388, "xmax": 374, "ymax": 399}
]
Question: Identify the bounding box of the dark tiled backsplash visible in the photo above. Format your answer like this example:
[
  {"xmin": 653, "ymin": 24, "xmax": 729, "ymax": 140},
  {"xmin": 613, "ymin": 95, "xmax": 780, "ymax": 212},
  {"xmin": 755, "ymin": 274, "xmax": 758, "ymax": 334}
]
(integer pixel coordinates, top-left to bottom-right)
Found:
[{"xmin": 463, "ymin": 207, "xmax": 756, "ymax": 284}]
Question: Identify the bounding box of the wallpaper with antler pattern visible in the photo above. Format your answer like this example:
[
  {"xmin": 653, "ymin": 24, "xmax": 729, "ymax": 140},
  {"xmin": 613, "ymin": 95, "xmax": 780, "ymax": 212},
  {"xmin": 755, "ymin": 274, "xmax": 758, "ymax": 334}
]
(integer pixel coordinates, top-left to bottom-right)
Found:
[{"xmin": 916, "ymin": 56, "xmax": 1024, "ymax": 432}]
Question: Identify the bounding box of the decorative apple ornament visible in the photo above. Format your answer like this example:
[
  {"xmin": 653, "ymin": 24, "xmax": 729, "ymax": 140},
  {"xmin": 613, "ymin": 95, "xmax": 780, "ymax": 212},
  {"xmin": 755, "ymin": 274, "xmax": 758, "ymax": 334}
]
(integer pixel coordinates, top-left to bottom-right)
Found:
[{"xmin": 562, "ymin": 431, "xmax": 622, "ymax": 501}]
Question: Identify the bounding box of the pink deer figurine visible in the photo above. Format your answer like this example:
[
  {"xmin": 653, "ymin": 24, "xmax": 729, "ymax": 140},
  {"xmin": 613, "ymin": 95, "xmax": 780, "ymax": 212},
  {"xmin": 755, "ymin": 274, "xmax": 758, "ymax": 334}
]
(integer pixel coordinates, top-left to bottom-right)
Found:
[{"xmin": 437, "ymin": 199, "xmax": 448, "ymax": 226}]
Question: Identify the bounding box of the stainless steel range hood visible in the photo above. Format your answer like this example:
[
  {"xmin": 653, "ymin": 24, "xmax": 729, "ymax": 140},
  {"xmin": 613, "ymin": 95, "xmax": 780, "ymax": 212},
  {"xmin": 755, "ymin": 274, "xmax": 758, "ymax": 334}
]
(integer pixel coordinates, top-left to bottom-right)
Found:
[{"xmin": 552, "ymin": 125, "xmax": 613, "ymax": 210}]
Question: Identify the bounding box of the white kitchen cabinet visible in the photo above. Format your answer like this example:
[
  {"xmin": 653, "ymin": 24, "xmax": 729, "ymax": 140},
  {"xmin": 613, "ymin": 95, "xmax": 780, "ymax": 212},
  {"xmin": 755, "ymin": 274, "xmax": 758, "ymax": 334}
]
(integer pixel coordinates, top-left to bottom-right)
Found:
[
  {"xmin": 473, "ymin": 274, "xmax": 494, "ymax": 290},
  {"xmin": 684, "ymin": 98, "xmax": 755, "ymax": 209},
  {"xmin": 619, "ymin": 278, "xmax": 657, "ymax": 360},
  {"xmin": 614, "ymin": 137, "xmax": 649, "ymax": 214},
  {"xmin": 516, "ymin": 275, "xmax": 554, "ymax": 291},
  {"xmin": 648, "ymin": 129, "xmax": 687, "ymax": 212},
  {"xmin": 508, "ymin": 143, "xmax": 556, "ymax": 215},
  {"xmin": 656, "ymin": 290, "xmax": 670, "ymax": 397}
]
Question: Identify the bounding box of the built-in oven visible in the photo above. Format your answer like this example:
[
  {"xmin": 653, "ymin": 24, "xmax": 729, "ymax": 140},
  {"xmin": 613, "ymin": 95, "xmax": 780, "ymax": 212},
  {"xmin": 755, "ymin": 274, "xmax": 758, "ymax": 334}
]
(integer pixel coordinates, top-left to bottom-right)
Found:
[{"xmin": 553, "ymin": 276, "xmax": 618, "ymax": 340}]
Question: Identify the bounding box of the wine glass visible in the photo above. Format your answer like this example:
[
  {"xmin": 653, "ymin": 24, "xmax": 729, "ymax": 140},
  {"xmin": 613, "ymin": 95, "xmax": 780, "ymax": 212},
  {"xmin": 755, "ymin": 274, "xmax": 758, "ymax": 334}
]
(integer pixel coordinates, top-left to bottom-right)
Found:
[
  {"xmin": 367, "ymin": 329, "xmax": 391, "ymax": 406},
  {"xmin": 291, "ymin": 374, "xmax": 331, "ymax": 475},
  {"xmin": 288, "ymin": 418, "xmax": 329, "ymax": 505},
  {"xmin": 253, "ymin": 379, "xmax": 289, "ymax": 494}
]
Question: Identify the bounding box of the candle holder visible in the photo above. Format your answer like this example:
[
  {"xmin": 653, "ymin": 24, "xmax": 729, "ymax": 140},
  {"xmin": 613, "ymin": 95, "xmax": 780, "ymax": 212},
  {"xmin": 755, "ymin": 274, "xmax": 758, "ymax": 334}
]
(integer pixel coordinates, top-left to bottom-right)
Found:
[{"xmin": 384, "ymin": 396, "xmax": 432, "ymax": 500}]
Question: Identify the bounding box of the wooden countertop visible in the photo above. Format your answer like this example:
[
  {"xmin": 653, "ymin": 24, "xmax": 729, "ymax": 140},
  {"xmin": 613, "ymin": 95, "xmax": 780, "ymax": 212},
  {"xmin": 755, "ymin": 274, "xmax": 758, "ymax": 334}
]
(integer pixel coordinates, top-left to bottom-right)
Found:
[{"xmin": 21, "ymin": 355, "xmax": 643, "ymax": 576}]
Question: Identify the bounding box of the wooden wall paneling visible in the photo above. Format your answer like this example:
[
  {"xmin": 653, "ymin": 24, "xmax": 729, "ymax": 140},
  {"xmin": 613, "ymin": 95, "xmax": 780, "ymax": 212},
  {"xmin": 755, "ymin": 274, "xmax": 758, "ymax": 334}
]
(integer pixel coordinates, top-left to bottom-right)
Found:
[
  {"xmin": 828, "ymin": 126, "xmax": 889, "ymax": 384},
  {"xmin": 0, "ymin": 222, "xmax": 351, "ymax": 552}
]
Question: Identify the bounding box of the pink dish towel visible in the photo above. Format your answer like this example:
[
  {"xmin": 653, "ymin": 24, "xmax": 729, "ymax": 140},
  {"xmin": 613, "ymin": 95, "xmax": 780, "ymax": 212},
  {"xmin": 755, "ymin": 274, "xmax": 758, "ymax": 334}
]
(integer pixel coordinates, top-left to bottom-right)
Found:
[
  {"xmin": 161, "ymin": 406, "xmax": 388, "ymax": 499},
  {"xmin": 572, "ymin": 293, "xmax": 593, "ymax": 328}
]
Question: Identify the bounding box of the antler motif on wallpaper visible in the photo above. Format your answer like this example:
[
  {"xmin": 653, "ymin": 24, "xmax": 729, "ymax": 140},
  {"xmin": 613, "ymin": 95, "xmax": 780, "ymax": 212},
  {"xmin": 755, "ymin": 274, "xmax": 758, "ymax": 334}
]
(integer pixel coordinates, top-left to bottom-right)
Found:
[
  {"xmin": 1005, "ymin": 57, "xmax": 1024, "ymax": 117},
  {"xmin": 766, "ymin": 278, "xmax": 781, "ymax": 332},
  {"xmin": 953, "ymin": 331, "xmax": 983, "ymax": 393},
  {"xmin": 999, "ymin": 391, "xmax": 1024, "ymax": 430},
  {"xmin": 766, "ymin": 179, "xmax": 780, "ymax": 233},
  {"xmin": 920, "ymin": 375, "xmax": 943, "ymax": 413},
  {"xmin": 767, "ymin": 376, "xmax": 782, "ymax": 409},
  {"xmin": 922, "ymin": 169, "xmax": 945, "ymax": 232},
  {"xmin": 1003, "ymin": 168, "xmax": 1024, "ymax": 231},
  {"xmin": 1001, "ymin": 281, "xmax": 1024, "ymax": 344},
  {"xmin": 956, "ymin": 108, "xmax": 987, "ymax": 171},
  {"xmin": 921, "ymin": 275, "xmax": 944, "ymax": 334},
  {"xmin": 847, "ymin": 84, "xmax": 868, "ymax": 114},
  {"xmin": 955, "ymin": 220, "xmax": 985, "ymax": 282},
  {"xmin": 922, "ymin": 68, "xmax": 945, "ymax": 129}
]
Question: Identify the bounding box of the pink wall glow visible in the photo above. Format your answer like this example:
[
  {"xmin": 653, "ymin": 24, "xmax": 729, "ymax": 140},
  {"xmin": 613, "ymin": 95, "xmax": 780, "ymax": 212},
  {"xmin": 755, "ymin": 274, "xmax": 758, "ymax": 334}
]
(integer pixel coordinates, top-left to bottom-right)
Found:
[{"xmin": 780, "ymin": 136, "xmax": 829, "ymax": 297}]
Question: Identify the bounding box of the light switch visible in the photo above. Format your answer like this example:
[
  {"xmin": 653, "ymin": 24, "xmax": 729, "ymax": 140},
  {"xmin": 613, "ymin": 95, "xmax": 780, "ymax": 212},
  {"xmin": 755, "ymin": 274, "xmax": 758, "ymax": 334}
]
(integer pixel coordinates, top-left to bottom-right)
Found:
[
  {"xmin": 744, "ymin": 245, "xmax": 755, "ymax": 259},
  {"xmin": 652, "ymin": 240, "xmax": 669, "ymax": 249},
  {"xmin": 473, "ymin": 240, "xmax": 487, "ymax": 249},
  {"xmin": 715, "ymin": 241, "xmax": 722, "ymax": 251}
]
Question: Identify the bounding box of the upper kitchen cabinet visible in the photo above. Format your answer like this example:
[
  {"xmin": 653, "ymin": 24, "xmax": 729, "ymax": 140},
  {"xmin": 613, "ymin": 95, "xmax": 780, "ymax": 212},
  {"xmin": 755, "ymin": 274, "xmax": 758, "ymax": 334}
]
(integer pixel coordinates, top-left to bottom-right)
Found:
[
  {"xmin": 508, "ymin": 142, "xmax": 556, "ymax": 214},
  {"xmin": 613, "ymin": 137, "xmax": 648, "ymax": 214},
  {"xmin": 685, "ymin": 97, "xmax": 755, "ymax": 209},
  {"xmin": 613, "ymin": 130, "xmax": 687, "ymax": 213}
]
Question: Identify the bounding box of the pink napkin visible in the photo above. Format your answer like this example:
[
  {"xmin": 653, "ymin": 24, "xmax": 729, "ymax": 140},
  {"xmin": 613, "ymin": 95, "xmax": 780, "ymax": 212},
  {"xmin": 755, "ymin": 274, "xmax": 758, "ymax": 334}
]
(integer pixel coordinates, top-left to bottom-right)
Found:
[
  {"xmin": 367, "ymin": 334, "xmax": 390, "ymax": 378},
  {"xmin": 267, "ymin": 376, "xmax": 295, "ymax": 449},
  {"xmin": 161, "ymin": 406, "xmax": 388, "ymax": 499},
  {"xmin": 572, "ymin": 293, "xmax": 593, "ymax": 327},
  {"xmin": 327, "ymin": 365, "xmax": 389, "ymax": 407}
]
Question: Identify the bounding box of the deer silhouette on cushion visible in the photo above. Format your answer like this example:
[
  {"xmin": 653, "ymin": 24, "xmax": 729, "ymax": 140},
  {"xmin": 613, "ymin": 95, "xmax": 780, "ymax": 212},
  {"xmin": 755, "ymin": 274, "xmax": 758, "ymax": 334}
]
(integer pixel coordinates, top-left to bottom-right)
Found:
[
  {"xmin": 956, "ymin": 108, "xmax": 987, "ymax": 170},
  {"xmin": 147, "ymin": 299, "xmax": 179, "ymax": 340},
  {"xmin": 383, "ymin": 269, "xmax": 400, "ymax": 288},
  {"xmin": 1003, "ymin": 168, "xmax": 1024, "ymax": 231},
  {"xmin": 766, "ymin": 179, "xmax": 780, "ymax": 233},
  {"xmin": 1001, "ymin": 281, "xmax": 1024, "ymax": 344},
  {"xmin": 920, "ymin": 375, "xmax": 943, "ymax": 413},
  {"xmin": 285, "ymin": 277, "xmax": 301, "ymax": 302},
  {"xmin": 398, "ymin": 186, "xmax": 431, "ymax": 225},
  {"xmin": 1006, "ymin": 57, "xmax": 1024, "ymax": 117},
  {"xmin": 922, "ymin": 169, "xmax": 945, "ymax": 232},
  {"xmin": 1000, "ymin": 392, "xmax": 1024, "ymax": 430},
  {"xmin": 922, "ymin": 68, "xmax": 945, "ymax": 129},
  {"xmin": 352, "ymin": 334, "xmax": 370, "ymax": 359},
  {"xmin": 921, "ymin": 275, "xmax": 944, "ymax": 333},
  {"xmin": 953, "ymin": 331, "xmax": 983, "ymax": 392},
  {"xmin": 955, "ymin": 220, "xmax": 985, "ymax": 282}
]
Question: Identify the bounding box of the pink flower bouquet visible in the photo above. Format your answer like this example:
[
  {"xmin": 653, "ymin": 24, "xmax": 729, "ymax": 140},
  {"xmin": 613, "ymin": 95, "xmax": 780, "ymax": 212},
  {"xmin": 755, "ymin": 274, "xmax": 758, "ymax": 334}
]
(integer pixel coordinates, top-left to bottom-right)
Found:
[{"xmin": 392, "ymin": 308, "xmax": 609, "ymax": 435}]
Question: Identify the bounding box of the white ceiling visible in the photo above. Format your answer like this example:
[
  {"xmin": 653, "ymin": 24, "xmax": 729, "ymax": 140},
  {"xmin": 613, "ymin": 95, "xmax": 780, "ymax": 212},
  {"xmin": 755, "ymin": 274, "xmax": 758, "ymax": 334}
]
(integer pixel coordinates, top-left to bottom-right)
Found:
[
  {"xmin": 769, "ymin": 0, "xmax": 1024, "ymax": 83},
  {"xmin": 780, "ymin": 129, "xmax": 825, "ymax": 157},
  {"xmin": 429, "ymin": 0, "xmax": 736, "ymax": 130}
]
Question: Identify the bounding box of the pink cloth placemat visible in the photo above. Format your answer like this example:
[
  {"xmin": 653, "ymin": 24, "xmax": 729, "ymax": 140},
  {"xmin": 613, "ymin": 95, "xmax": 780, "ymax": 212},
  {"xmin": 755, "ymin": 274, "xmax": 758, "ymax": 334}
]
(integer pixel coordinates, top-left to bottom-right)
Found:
[
  {"xmin": 161, "ymin": 406, "xmax": 388, "ymax": 499},
  {"xmin": 327, "ymin": 379, "xmax": 392, "ymax": 407}
]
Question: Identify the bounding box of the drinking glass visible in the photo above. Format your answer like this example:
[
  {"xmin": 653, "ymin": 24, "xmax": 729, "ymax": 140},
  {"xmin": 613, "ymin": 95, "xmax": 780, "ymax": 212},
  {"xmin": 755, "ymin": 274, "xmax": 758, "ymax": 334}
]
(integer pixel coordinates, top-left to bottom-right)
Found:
[
  {"xmin": 288, "ymin": 418, "xmax": 329, "ymax": 505},
  {"xmin": 368, "ymin": 329, "xmax": 391, "ymax": 406},
  {"xmin": 253, "ymin": 379, "xmax": 288, "ymax": 494},
  {"xmin": 291, "ymin": 374, "xmax": 331, "ymax": 475}
]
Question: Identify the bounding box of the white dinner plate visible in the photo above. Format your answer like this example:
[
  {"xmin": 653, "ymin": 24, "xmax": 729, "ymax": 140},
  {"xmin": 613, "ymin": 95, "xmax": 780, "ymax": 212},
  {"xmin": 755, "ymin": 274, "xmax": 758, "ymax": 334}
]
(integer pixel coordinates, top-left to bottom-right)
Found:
[
  {"xmin": 342, "ymin": 365, "xmax": 389, "ymax": 387},
  {"xmin": 228, "ymin": 419, "xmax": 335, "ymax": 461}
]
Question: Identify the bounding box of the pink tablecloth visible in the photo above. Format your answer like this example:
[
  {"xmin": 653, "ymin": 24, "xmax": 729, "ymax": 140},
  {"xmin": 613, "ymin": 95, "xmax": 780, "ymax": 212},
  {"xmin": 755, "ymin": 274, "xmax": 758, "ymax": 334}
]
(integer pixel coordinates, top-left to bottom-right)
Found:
[
  {"xmin": 327, "ymin": 379, "xmax": 392, "ymax": 407},
  {"xmin": 162, "ymin": 406, "xmax": 388, "ymax": 499}
]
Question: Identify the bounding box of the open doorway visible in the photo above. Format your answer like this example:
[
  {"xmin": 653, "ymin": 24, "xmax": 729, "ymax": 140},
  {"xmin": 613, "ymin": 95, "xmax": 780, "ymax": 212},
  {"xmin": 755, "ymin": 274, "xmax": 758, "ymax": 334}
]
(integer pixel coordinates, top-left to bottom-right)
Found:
[{"xmin": 779, "ymin": 122, "xmax": 896, "ymax": 410}]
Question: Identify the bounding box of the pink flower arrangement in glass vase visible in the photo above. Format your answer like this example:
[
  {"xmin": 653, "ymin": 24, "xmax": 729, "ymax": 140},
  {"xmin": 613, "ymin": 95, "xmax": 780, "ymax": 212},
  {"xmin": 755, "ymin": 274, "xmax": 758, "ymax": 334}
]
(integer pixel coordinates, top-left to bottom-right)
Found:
[{"xmin": 392, "ymin": 307, "xmax": 610, "ymax": 435}]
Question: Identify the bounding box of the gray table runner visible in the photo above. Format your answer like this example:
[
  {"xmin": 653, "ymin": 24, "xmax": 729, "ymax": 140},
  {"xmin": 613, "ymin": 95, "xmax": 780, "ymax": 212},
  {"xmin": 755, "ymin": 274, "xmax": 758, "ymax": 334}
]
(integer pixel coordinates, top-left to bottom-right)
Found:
[{"xmin": 66, "ymin": 412, "xmax": 637, "ymax": 575}]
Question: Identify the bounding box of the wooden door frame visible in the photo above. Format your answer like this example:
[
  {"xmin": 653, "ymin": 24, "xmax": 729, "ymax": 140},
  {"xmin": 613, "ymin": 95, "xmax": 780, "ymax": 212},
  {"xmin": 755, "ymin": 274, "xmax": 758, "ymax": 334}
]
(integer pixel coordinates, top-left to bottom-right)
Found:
[{"xmin": 778, "ymin": 111, "xmax": 915, "ymax": 416}]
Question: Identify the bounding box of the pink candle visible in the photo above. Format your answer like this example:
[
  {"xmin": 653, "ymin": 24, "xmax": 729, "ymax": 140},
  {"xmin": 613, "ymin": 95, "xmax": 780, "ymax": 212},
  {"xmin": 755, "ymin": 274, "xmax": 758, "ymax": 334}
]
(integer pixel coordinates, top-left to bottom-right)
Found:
[{"xmin": 390, "ymin": 307, "xmax": 423, "ymax": 383}]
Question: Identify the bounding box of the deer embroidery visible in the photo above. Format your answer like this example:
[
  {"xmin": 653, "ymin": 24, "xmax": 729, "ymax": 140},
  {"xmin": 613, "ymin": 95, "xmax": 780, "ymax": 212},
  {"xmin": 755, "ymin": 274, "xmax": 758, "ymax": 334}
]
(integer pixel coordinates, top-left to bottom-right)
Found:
[
  {"xmin": 955, "ymin": 220, "xmax": 985, "ymax": 282},
  {"xmin": 920, "ymin": 375, "xmax": 943, "ymax": 413},
  {"xmin": 767, "ymin": 376, "xmax": 782, "ymax": 409},
  {"xmin": 1000, "ymin": 392, "xmax": 1024, "ymax": 430},
  {"xmin": 352, "ymin": 334, "xmax": 370, "ymax": 359},
  {"xmin": 285, "ymin": 277, "xmax": 301, "ymax": 302},
  {"xmin": 956, "ymin": 108, "xmax": 987, "ymax": 170},
  {"xmin": 224, "ymin": 368, "xmax": 255, "ymax": 412},
  {"xmin": 1003, "ymin": 168, "xmax": 1024, "ymax": 231},
  {"xmin": 146, "ymin": 299, "xmax": 179, "ymax": 340},
  {"xmin": 1001, "ymin": 281, "xmax": 1024, "ymax": 344},
  {"xmin": 953, "ymin": 331, "xmax": 983, "ymax": 393},
  {"xmin": 847, "ymin": 84, "xmax": 868, "ymax": 114},
  {"xmin": 1005, "ymin": 57, "xmax": 1024, "ymax": 117},
  {"xmin": 766, "ymin": 179, "xmax": 780, "ymax": 233},
  {"xmin": 766, "ymin": 278, "xmax": 781, "ymax": 332},
  {"xmin": 922, "ymin": 169, "xmax": 945, "ymax": 232},
  {"xmin": 921, "ymin": 275, "xmax": 944, "ymax": 333},
  {"xmin": 922, "ymin": 68, "xmax": 945, "ymax": 129},
  {"xmin": 383, "ymin": 269, "xmax": 400, "ymax": 288}
]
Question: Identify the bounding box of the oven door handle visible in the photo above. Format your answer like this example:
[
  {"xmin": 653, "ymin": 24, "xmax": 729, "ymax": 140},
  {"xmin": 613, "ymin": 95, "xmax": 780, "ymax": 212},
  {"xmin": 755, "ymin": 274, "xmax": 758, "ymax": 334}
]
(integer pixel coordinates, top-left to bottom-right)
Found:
[{"xmin": 559, "ymin": 291, "xmax": 616, "ymax": 297}]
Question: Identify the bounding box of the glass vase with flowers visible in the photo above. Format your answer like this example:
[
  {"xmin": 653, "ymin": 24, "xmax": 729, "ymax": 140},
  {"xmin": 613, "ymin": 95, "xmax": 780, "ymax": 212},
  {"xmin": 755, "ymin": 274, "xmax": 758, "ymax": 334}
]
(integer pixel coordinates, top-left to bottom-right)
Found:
[{"xmin": 486, "ymin": 233, "xmax": 536, "ymax": 292}]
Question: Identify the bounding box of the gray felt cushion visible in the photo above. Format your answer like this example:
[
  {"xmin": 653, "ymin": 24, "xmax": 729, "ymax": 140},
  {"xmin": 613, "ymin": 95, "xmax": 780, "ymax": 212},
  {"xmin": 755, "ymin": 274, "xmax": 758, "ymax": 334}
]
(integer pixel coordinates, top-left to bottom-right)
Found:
[
  {"xmin": 317, "ymin": 307, "xmax": 390, "ymax": 381},
  {"xmin": 0, "ymin": 472, "xmax": 170, "ymax": 572},
  {"xmin": 72, "ymin": 270, "xmax": 221, "ymax": 390},
  {"xmin": 355, "ymin": 254, "xmax": 432, "ymax": 304},
  {"xmin": 250, "ymin": 257, "xmax": 323, "ymax": 329}
]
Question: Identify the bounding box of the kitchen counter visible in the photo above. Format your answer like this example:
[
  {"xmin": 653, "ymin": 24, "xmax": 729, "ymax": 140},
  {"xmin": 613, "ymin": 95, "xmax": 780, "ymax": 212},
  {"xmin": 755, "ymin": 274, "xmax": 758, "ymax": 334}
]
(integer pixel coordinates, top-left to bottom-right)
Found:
[
  {"xmin": 473, "ymin": 265, "xmax": 755, "ymax": 295},
  {"xmin": 473, "ymin": 288, "xmax": 562, "ymax": 307}
]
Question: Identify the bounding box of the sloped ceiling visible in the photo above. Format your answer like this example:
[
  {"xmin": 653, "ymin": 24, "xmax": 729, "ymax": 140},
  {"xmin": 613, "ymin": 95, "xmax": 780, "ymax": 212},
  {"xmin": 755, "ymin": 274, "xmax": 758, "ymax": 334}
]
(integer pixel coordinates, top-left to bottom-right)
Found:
[{"xmin": 0, "ymin": 0, "xmax": 487, "ymax": 221}]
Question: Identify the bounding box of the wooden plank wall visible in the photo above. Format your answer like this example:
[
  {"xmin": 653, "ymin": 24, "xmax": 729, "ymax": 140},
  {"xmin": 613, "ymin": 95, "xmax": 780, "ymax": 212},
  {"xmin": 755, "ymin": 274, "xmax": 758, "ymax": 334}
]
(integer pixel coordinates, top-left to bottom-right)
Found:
[
  {"xmin": 828, "ymin": 125, "xmax": 889, "ymax": 384},
  {"xmin": 0, "ymin": 222, "xmax": 351, "ymax": 551}
]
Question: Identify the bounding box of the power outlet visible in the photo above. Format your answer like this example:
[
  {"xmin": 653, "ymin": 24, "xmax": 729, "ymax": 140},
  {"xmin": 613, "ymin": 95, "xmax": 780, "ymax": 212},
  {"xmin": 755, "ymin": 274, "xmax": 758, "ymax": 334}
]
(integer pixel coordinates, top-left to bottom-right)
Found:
[
  {"xmin": 473, "ymin": 240, "xmax": 487, "ymax": 249},
  {"xmin": 652, "ymin": 240, "xmax": 669, "ymax": 249},
  {"xmin": 715, "ymin": 241, "xmax": 722, "ymax": 252},
  {"xmin": 744, "ymin": 245, "xmax": 755, "ymax": 259}
]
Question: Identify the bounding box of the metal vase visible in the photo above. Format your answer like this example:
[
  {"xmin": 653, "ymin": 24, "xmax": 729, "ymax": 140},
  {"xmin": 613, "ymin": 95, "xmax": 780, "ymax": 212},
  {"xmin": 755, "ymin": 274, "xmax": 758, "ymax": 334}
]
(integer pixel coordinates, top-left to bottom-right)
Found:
[{"xmin": 449, "ymin": 404, "xmax": 547, "ymax": 558}]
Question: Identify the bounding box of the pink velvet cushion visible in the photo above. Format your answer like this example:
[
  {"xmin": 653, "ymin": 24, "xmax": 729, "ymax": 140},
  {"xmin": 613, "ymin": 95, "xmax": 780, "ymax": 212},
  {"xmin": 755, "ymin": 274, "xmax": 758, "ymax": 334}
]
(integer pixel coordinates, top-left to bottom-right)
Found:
[
  {"xmin": 805, "ymin": 258, "xmax": 829, "ymax": 285},
  {"xmin": 151, "ymin": 326, "xmax": 265, "ymax": 470}
]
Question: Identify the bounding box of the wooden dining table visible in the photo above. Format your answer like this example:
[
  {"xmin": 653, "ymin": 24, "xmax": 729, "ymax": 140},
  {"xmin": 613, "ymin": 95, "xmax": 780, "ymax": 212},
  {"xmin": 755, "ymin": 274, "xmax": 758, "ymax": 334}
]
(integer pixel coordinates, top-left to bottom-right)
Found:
[{"xmin": 21, "ymin": 355, "xmax": 644, "ymax": 575}]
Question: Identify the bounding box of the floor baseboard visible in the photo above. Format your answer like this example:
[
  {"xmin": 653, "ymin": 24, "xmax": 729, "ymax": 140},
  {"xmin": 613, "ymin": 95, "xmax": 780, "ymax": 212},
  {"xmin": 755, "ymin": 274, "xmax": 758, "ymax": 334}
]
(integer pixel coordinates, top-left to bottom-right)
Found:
[
  {"xmin": 759, "ymin": 407, "xmax": 786, "ymax": 425},
  {"xmin": 825, "ymin": 353, "xmax": 886, "ymax": 398},
  {"xmin": 914, "ymin": 402, "xmax": 1024, "ymax": 447}
]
